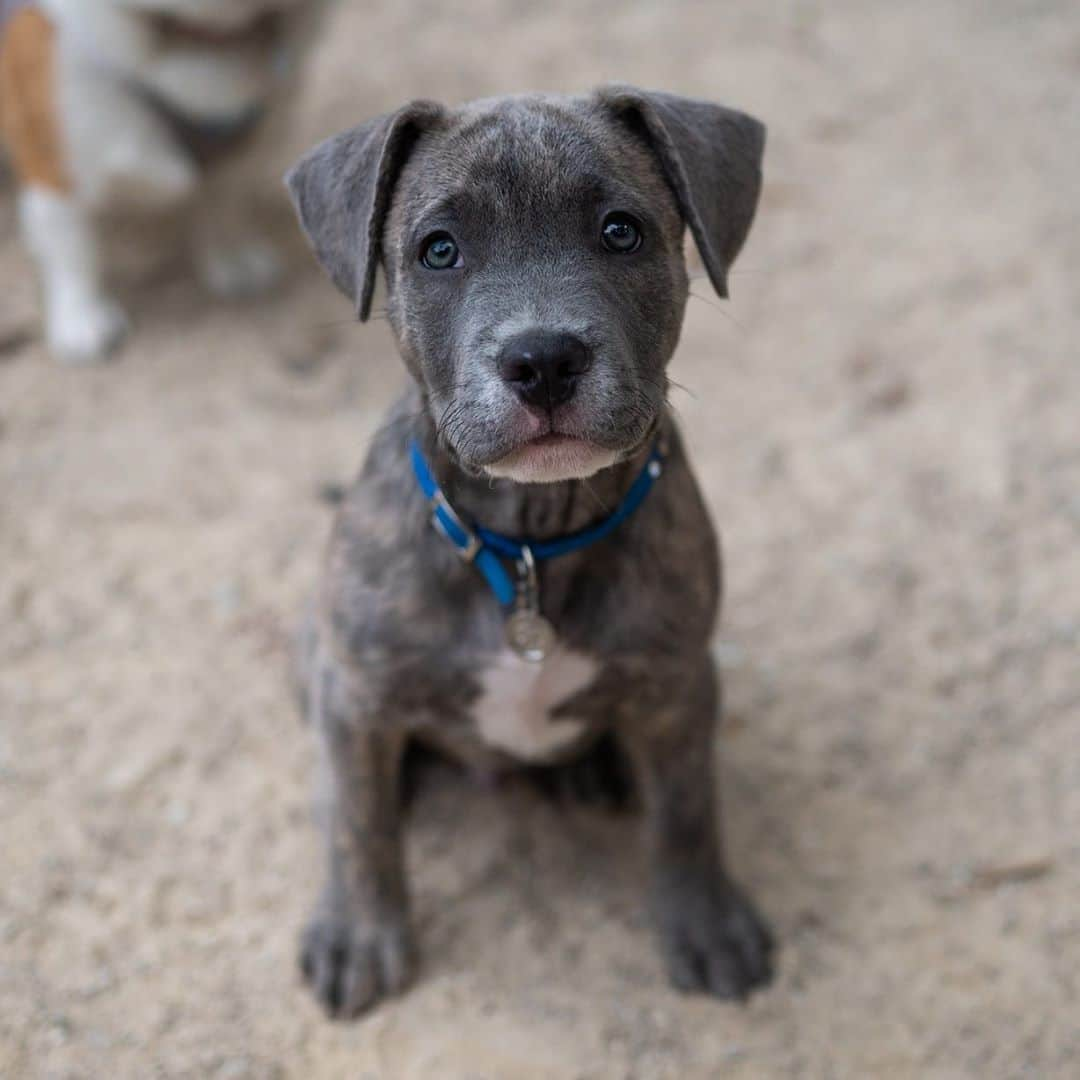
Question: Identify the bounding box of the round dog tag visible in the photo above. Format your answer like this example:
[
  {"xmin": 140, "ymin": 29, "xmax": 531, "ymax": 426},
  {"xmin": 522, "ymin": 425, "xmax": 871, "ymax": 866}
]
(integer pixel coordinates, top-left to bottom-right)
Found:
[{"xmin": 506, "ymin": 609, "xmax": 556, "ymax": 662}]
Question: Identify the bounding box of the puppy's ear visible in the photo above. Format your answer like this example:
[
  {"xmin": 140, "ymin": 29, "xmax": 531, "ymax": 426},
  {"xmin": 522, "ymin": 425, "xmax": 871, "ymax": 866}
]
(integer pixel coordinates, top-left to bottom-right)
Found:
[
  {"xmin": 596, "ymin": 86, "xmax": 765, "ymax": 299},
  {"xmin": 285, "ymin": 101, "xmax": 444, "ymax": 320}
]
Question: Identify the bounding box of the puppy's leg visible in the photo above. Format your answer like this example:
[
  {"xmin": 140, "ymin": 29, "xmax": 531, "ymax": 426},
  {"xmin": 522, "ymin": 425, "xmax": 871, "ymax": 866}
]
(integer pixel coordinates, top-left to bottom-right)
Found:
[
  {"xmin": 18, "ymin": 187, "xmax": 127, "ymax": 364},
  {"xmin": 622, "ymin": 654, "xmax": 774, "ymax": 1000},
  {"xmin": 301, "ymin": 660, "xmax": 413, "ymax": 1019}
]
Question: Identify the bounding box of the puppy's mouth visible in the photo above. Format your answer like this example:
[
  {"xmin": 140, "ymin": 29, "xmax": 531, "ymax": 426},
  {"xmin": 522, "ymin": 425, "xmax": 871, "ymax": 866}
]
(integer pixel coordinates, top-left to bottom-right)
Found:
[{"xmin": 483, "ymin": 432, "xmax": 619, "ymax": 484}]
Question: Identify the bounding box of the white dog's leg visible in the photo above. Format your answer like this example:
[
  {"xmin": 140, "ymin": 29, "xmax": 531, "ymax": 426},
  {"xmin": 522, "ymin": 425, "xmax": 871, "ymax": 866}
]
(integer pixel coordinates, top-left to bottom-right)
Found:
[{"xmin": 19, "ymin": 187, "xmax": 128, "ymax": 364}]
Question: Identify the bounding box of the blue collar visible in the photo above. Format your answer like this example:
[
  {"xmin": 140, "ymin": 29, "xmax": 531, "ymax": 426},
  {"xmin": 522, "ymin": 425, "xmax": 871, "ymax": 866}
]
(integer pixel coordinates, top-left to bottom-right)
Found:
[{"xmin": 410, "ymin": 436, "xmax": 666, "ymax": 608}]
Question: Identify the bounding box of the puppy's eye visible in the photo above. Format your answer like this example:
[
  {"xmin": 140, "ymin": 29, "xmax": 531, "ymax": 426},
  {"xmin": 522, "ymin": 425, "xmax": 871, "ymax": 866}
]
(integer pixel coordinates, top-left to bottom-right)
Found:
[
  {"xmin": 421, "ymin": 232, "xmax": 462, "ymax": 270},
  {"xmin": 600, "ymin": 212, "xmax": 643, "ymax": 254}
]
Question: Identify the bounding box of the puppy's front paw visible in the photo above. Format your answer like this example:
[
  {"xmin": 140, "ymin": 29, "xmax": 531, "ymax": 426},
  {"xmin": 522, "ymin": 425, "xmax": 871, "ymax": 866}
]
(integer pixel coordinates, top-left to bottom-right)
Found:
[
  {"xmin": 198, "ymin": 239, "xmax": 284, "ymax": 299},
  {"xmin": 48, "ymin": 296, "xmax": 129, "ymax": 365},
  {"xmin": 654, "ymin": 875, "xmax": 774, "ymax": 1000},
  {"xmin": 300, "ymin": 911, "xmax": 414, "ymax": 1019}
]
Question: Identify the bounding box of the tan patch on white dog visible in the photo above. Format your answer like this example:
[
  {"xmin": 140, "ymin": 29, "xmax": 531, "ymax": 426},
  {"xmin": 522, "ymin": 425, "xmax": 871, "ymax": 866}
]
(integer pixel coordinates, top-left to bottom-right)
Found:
[
  {"xmin": 0, "ymin": 5, "xmax": 69, "ymax": 191},
  {"xmin": 474, "ymin": 647, "xmax": 596, "ymax": 761}
]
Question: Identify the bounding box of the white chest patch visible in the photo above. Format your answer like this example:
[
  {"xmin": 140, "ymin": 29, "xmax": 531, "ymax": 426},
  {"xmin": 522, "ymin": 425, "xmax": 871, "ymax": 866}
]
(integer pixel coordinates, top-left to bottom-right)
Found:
[{"xmin": 473, "ymin": 647, "xmax": 597, "ymax": 761}]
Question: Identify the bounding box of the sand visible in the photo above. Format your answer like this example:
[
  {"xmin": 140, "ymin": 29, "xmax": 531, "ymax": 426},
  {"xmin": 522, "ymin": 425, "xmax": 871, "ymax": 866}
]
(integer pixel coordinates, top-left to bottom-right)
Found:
[{"xmin": 1, "ymin": 1, "xmax": 1078, "ymax": 1076}]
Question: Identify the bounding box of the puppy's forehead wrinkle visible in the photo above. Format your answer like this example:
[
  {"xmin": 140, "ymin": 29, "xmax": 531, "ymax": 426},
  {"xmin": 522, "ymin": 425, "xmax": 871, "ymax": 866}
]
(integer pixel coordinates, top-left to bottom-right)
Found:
[
  {"xmin": 454, "ymin": 95, "xmax": 599, "ymax": 146},
  {"xmin": 403, "ymin": 98, "xmax": 654, "ymax": 224}
]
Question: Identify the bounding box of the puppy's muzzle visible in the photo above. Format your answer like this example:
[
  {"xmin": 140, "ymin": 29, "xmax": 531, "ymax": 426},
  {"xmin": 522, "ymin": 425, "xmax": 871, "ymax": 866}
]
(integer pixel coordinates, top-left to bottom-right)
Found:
[{"xmin": 497, "ymin": 330, "xmax": 593, "ymax": 410}]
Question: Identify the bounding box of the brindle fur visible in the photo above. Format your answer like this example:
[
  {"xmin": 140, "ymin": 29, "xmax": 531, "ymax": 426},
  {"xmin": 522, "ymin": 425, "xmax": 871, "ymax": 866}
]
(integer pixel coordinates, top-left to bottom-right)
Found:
[{"xmin": 288, "ymin": 87, "xmax": 773, "ymax": 1018}]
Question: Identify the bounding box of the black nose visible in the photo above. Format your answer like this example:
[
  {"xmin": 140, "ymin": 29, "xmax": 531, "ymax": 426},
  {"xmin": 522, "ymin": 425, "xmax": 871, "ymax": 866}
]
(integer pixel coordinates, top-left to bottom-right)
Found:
[{"xmin": 496, "ymin": 330, "xmax": 593, "ymax": 409}]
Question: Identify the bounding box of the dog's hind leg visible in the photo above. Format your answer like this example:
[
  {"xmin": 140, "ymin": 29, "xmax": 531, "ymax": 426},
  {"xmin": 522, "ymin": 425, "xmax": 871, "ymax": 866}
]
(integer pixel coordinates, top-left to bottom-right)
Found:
[
  {"xmin": 187, "ymin": 110, "xmax": 289, "ymax": 299},
  {"xmin": 191, "ymin": 193, "xmax": 285, "ymax": 299}
]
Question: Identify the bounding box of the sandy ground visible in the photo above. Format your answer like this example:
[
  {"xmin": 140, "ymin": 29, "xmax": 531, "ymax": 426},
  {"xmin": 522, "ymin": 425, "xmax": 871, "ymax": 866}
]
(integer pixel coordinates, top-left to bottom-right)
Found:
[{"xmin": 2, "ymin": 1, "xmax": 1079, "ymax": 1076}]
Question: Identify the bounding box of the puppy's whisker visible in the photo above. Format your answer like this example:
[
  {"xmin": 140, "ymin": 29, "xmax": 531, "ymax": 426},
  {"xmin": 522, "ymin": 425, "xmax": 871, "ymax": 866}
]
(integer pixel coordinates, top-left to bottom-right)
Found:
[
  {"xmin": 580, "ymin": 479, "xmax": 613, "ymax": 515},
  {"xmin": 689, "ymin": 266, "xmax": 775, "ymax": 280},
  {"xmin": 666, "ymin": 378, "xmax": 697, "ymax": 400},
  {"xmin": 304, "ymin": 318, "xmax": 362, "ymax": 330},
  {"xmin": 689, "ymin": 290, "xmax": 746, "ymax": 330},
  {"xmin": 437, "ymin": 404, "xmax": 465, "ymax": 444},
  {"xmin": 640, "ymin": 372, "xmax": 675, "ymax": 397},
  {"xmin": 306, "ymin": 310, "xmax": 392, "ymax": 330}
]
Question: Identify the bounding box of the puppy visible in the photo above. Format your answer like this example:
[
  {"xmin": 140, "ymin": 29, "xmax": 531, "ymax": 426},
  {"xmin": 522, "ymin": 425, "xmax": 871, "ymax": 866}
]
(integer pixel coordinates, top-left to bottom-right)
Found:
[
  {"xmin": 0, "ymin": 0, "xmax": 323, "ymax": 362},
  {"xmin": 287, "ymin": 87, "xmax": 773, "ymax": 1018}
]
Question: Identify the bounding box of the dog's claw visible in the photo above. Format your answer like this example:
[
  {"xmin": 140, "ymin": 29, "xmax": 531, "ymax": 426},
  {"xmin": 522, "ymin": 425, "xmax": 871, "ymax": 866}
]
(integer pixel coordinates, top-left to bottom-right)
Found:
[
  {"xmin": 655, "ymin": 877, "xmax": 774, "ymax": 1000},
  {"xmin": 300, "ymin": 914, "xmax": 414, "ymax": 1019}
]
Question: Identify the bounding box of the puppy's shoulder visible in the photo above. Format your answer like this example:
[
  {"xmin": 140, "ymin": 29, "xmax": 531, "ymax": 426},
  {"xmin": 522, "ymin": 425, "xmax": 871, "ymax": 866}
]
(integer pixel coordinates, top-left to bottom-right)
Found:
[
  {"xmin": 327, "ymin": 414, "xmax": 427, "ymax": 588},
  {"xmin": 319, "ymin": 398, "xmax": 454, "ymax": 654}
]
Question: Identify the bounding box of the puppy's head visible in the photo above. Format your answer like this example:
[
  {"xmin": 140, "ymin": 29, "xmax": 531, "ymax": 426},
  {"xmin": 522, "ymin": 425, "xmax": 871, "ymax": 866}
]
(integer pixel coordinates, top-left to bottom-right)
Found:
[{"xmin": 288, "ymin": 88, "xmax": 764, "ymax": 482}]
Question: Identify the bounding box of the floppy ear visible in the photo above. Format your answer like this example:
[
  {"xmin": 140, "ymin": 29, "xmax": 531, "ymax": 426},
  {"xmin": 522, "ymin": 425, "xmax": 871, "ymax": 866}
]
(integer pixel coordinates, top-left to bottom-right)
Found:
[
  {"xmin": 596, "ymin": 85, "xmax": 766, "ymax": 299},
  {"xmin": 285, "ymin": 100, "xmax": 444, "ymax": 320}
]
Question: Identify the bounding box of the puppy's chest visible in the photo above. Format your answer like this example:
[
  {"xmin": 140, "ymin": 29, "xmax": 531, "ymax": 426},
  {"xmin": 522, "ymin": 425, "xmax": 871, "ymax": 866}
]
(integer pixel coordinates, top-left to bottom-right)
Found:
[{"xmin": 469, "ymin": 647, "xmax": 597, "ymax": 761}]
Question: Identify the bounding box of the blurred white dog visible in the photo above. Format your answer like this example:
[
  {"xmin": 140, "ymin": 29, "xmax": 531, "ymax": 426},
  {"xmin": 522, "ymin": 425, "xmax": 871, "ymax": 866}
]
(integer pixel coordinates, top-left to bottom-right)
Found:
[{"xmin": 0, "ymin": 0, "xmax": 324, "ymax": 362}]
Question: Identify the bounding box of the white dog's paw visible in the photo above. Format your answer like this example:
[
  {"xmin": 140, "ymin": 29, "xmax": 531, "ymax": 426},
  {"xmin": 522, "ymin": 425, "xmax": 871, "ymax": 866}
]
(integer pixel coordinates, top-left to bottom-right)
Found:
[
  {"xmin": 47, "ymin": 296, "xmax": 130, "ymax": 365},
  {"xmin": 198, "ymin": 239, "xmax": 284, "ymax": 299}
]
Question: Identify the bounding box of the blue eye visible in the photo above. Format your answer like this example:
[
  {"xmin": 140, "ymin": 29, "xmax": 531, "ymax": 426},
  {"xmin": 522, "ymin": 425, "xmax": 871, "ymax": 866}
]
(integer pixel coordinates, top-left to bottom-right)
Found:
[
  {"xmin": 421, "ymin": 232, "xmax": 461, "ymax": 269},
  {"xmin": 601, "ymin": 212, "xmax": 643, "ymax": 253}
]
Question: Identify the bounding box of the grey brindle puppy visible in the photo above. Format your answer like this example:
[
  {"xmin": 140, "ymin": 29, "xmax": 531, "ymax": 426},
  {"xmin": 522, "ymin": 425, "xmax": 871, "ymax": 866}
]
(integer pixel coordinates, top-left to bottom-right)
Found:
[{"xmin": 286, "ymin": 85, "xmax": 772, "ymax": 1018}]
